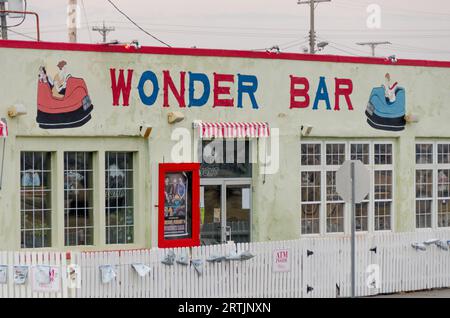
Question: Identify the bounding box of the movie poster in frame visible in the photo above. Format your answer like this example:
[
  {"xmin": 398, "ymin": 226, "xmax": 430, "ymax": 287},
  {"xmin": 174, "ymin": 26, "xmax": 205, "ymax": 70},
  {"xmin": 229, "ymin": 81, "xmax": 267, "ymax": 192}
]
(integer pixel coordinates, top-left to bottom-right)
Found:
[{"xmin": 158, "ymin": 163, "xmax": 200, "ymax": 248}]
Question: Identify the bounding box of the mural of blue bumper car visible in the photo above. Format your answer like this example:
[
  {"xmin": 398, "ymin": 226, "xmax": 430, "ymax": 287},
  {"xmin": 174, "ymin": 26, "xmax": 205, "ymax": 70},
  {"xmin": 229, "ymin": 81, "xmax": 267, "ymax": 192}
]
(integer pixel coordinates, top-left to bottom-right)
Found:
[{"xmin": 365, "ymin": 86, "xmax": 406, "ymax": 131}]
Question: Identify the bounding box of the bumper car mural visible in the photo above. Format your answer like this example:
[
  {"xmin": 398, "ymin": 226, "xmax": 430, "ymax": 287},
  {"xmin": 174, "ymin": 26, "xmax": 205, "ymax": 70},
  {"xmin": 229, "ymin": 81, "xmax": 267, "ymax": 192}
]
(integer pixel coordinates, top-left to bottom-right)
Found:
[
  {"xmin": 36, "ymin": 61, "xmax": 93, "ymax": 129},
  {"xmin": 365, "ymin": 73, "xmax": 406, "ymax": 132}
]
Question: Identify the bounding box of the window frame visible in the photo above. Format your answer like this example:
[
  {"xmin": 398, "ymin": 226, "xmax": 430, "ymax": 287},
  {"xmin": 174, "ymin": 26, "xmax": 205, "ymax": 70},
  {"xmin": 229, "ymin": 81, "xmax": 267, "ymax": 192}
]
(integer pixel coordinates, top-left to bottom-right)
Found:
[
  {"xmin": 300, "ymin": 140, "xmax": 395, "ymax": 236},
  {"xmin": 104, "ymin": 151, "xmax": 135, "ymax": 245},
  {"xmin": 415, "ymin": 141, "xmax": 450, "ymax": 230},
  {"xmin": 17, "ymin": 137, "xmax": 144, "ymax": 250},
  {"xmin": 20, "ymin": 151, "xmax": 54, "ymax": 249}
]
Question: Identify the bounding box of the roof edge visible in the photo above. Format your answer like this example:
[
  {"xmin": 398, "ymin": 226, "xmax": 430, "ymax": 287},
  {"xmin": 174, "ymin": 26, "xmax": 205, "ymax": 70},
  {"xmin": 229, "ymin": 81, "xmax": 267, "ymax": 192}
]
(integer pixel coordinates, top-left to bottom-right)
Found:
[{"xmin": 1, "ymin": 39, "xmax": 450, "ymax": 68}]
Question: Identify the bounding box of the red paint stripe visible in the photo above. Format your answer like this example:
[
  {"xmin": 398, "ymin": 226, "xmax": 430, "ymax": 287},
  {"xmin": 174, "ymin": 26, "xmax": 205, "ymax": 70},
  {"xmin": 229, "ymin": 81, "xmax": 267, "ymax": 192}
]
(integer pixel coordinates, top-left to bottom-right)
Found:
[{"xmin": 1, "ymin": 39, "xmax": 450, "ymax": 68}]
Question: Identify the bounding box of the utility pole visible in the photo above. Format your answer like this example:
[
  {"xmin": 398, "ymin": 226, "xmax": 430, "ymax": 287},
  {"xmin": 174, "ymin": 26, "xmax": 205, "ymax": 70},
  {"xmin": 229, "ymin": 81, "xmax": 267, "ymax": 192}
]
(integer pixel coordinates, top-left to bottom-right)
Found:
[
  {"xmin": 0, "ymin": 1, "xmax": 7, "ymax": 40},
  {"xmin": 68, "ymin": 0, "xmax": 78, "ymax": 43},
  {"xmin": 356, "ymin": 41, "xmax": 391, "ymax": 57},
  {"xmin": 298, "ymin": 0, "xmax": 331, "ymax": 54},
  {"xmin": 92, "ymin": 21, "xmax": 115, "ymax": 43}
]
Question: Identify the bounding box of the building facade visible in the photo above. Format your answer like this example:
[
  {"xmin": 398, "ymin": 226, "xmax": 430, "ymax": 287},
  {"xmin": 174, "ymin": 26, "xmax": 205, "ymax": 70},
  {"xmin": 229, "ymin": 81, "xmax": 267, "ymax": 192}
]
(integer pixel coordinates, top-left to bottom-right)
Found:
[{"xmin": 0, "ymin": 40, "xmax": 450, "ymax": 251}]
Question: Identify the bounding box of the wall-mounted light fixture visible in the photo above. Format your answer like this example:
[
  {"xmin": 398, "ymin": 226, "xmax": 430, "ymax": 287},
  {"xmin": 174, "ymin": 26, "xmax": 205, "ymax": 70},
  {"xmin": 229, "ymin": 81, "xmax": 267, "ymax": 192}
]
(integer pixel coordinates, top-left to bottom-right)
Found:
[
  {"xmin": 7, "ymin": 104, "xmax": 27, "ymax": 118},
  {"xmin": 301, "ymin": 125, "xmax": 313, "ymax": 136},
  {"xmin": 140, "ymin": 125, "xmax": 153, "ymax": 138},
  {"xmin": 168, "ymin": 111, "xmax": 185, "ymax": 124},
  {"xmin": 404, "ymin": 114, "xmax": 419, "ymax": 123}
]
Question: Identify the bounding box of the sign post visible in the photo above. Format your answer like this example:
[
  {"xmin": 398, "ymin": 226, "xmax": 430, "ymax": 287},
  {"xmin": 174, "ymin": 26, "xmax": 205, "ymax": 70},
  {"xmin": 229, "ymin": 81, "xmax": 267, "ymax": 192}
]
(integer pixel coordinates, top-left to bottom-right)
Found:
[{"xmin": 336, "ymin": 160, "xmax": 370, "ymax": 298}]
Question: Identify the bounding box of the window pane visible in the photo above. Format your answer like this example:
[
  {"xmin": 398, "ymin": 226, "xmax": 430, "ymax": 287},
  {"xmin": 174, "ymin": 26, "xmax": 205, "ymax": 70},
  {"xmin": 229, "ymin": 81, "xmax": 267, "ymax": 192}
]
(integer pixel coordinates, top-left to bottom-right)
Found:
[
  {"xmin": 200, "ymin": 139, "xmax": 252, "ymax": 178},
  {"xmin": 416, "ymin": 200, "xmax": 432, "ymax": 228},
  {"xmin": 438, "ymin": 144, "xmax": 450, "ymax": 164},
  {"xmin": 374, "ymin": 168, "xmax": 392, "ymax": 231},
  {"xmin": 326, "ymin": 171, "xmax": 344, "ymax": 233},
  {"xmin": 437, "ymin": 199, "xmax": 450, "ymax": 227},
  {"xmin": 416, "ymin": 170, "xmax": 433, "ymax": 198},
  {"xmin": 351, "ymin": 144, "xmax": 370, "ymax": 164},
  {"xmin": 301, "ymin": 171, "xmax": 321, "ymax": 202},
  {"xmin": 326, "ymin": 144, "xmax": 345, "ymax": 166},
  {"xmin": 301, "ymin": 204, "xmax": 320, "ymax": 234},
  {"xmin": 20, "ymin": 152, "xmax": 52, "ymax": 248},
  {"xmin": 326, "ymin": 203, "xmax": 344, "ymax": 233},
  {"xmin": 375, "ymin": 201, "xmax": 391, "ymax": 231},
  {"xmin": 64, "ymin": 152, "xmax": 94, "ymax": 246},
  {"xmin": 356, "ymin": 202, "xmax": 369, "ymax": 231},
  {"xmin": 438, "ymin": 170, "xmax": 450, "ymax": 198},
  {"xmin": 375, "ymin": 171, "xmax": 392, "ymax": 200},
  {"xmin": 416, "ymin": 144, "xmax": 433, "ymax": 164},
  {"xmin": 374, "ymin": 144, "xmax": 392, "ymax": 165},
  {"xmin": 326, "ymin": 171, "xmax": 342, "ymax": 201},
  {"xmin": 105, "ymin": 152, "xmax": 134, "ymax": 244},
  {"xmin": 301, "ymin": 143, "xmax": 321, "ymax": 166}
]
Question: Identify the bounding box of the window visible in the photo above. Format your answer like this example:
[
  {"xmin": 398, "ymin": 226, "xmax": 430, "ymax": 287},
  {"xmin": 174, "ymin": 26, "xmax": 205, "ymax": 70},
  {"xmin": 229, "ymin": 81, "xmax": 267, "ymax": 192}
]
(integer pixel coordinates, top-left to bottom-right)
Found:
[
  {"xmin": 300, "ymin": 141, "xmax": 394, "ymax": 235},
  {"xmin": 64, "ymin": 152, "xmax": 94, "ymax": 246},
  {"xmin": 326, "ymin": 171, "xmax": 344, "ymax": 233},
  {"xmin": 437, "ymin": 169, "xmax": 450, "ymax": 227},
  {"xmin": 105, "ymin": 152, "xmax": 134, "ymax": 244},
  {"xmin": 416, "ymin": 142, "xmax": 450, "ymax": 229},
  {"xmin": 199, "ymin": 139, "xmax": 252, "ymax": 178},
  {"xmin": 351, "ymin": 143, "xmax": 370, "ymax": 231},
  {"xmin": 373, "ymin": 144, "xmax": 393, "ymax": 231},
  {"xmin": 20, "ymin": 152, "xmax": 52, "ymax": 248},
  {"xmin": 301, "ymin": 171, "xmax": 321, "ymax": 234},
  {"xmin": 416, "ymin": 169, "xmax": 432, "ymax": 228},
  {"xmin": 374, "ymin": 170, "xmax": 392, "ymax": 231}
]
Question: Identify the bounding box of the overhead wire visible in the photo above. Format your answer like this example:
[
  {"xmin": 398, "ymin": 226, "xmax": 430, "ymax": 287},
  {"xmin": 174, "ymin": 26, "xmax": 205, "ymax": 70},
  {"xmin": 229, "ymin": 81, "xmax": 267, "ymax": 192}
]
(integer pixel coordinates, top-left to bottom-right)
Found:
[
  {"xmin": 106, "ymin": 0, "xmax": 171, "ymax": 47},
  {"xmin": 80, "ymin": 0, "xmax": 93, "ymax": 43},
  {"xmin": 8, "ymin": 28, "xmax": 37, "ymax": 41}
]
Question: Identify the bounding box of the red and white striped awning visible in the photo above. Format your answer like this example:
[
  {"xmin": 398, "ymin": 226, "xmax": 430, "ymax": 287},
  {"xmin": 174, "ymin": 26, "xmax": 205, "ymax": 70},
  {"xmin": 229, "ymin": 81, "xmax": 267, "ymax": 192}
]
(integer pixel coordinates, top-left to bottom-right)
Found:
[
  {"xmin": 197, "ymin": 121, "xmax": 270, "ymax": 139},
  {"xmin": 0, "ymin": 119, "xmax": 7, "ymax": 138}
]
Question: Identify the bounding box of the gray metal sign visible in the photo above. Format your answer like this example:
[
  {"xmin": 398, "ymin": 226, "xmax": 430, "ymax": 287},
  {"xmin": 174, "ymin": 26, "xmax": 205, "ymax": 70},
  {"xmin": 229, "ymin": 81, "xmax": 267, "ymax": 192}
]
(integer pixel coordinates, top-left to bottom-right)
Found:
[{"xmin": 336, "ymin": 160, "xmax": 370, "ymax": 204}]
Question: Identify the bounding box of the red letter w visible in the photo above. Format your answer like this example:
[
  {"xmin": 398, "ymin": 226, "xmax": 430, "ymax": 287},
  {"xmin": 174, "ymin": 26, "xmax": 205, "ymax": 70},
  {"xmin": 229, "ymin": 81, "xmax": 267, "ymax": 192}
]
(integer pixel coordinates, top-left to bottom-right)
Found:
[{"xmin": 110, "ymin": 69, "xmax": 134, "ymax": 106}]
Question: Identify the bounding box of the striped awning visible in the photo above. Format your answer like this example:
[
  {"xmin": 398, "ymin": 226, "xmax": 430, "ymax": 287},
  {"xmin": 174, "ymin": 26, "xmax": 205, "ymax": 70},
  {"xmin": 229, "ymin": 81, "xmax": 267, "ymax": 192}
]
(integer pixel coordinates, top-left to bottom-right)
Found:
[
  {"xmin": 0, "ymin": 119, "xmax": 7, "ymax": 138},
  {"xmin": 196, "ymin": 121, "xmax": 270, "ymax": 139}
]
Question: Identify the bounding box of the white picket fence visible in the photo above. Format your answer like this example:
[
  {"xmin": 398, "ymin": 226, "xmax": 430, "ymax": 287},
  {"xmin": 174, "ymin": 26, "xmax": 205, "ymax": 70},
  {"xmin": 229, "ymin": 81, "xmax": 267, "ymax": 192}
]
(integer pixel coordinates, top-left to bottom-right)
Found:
[
  {"xmin": 1, "ymin": 230, "xmax": 450, "ymax": 298},
  {"xmin": 0, "ymin": 251, "xmax": 68, "ymax": 298}
]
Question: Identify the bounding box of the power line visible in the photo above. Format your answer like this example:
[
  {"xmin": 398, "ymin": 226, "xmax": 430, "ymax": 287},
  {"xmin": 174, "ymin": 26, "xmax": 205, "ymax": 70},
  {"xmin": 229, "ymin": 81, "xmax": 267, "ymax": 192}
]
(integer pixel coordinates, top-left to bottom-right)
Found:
[
  {"xmin": 356, "ymin": 41, "xmax": 391, "ymax": 57},
  {"xmin": 327, "ymin": 44, "xmax": 361, "ymax": 56},
  {"xmin": 80, "ymin": 0, "xmax": 93, "ymax": 43},
  {"xmin": 282, "ymin": 40, "xmax": 309, "ymax": 51},
  {"xmin": 106, "ymin": 0, "xmax": 171, "ymax": 47},
  {"xmin": 316, "ymin": 37, "xmax": 369, "ymax": 54},
  {"xmin": 8, "ymin": 28, "xmax": 36, "ymax": 41}
]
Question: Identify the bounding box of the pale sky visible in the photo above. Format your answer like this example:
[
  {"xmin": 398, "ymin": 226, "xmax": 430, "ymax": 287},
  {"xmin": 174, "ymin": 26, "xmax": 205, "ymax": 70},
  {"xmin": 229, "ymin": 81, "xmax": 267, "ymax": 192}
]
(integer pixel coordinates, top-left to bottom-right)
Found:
[{"xmin": 5, "ymin": 0, "xmax": 450, "ymax": 60}]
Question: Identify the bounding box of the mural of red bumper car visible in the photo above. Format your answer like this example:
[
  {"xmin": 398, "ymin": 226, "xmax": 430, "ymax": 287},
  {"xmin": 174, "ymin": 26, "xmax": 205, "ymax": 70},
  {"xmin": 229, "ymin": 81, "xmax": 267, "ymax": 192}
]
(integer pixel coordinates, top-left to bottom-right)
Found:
[
  {"xmin": 365, "ymin": 86, "xmax": 406, "ymax": 132},
  {"xmin": 36, "ymin": 76, "xmax": 94, "ymax": 129}
]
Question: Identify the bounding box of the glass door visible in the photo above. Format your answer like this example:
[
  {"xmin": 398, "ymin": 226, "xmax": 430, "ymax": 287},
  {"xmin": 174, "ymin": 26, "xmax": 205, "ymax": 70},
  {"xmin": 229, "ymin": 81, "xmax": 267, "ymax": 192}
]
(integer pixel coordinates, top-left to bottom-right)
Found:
[
  {"xmin": 225, "ymin": 184, "xmax": 251, "ymax": 243},
  {"xmin": 200, "ymin": 180, "xmax": 251, "ymax": 245},
  {"xmin": 200, "ymin": 184, "xmax": 222, "ymax": 245}
]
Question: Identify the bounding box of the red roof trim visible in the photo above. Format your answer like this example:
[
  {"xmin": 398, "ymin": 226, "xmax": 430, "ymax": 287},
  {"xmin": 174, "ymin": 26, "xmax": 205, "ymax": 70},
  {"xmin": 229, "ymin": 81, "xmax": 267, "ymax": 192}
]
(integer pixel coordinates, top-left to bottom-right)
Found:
[{"xmin": 1, "ymin": 39, "xmax": 450, "ymax": 68}]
